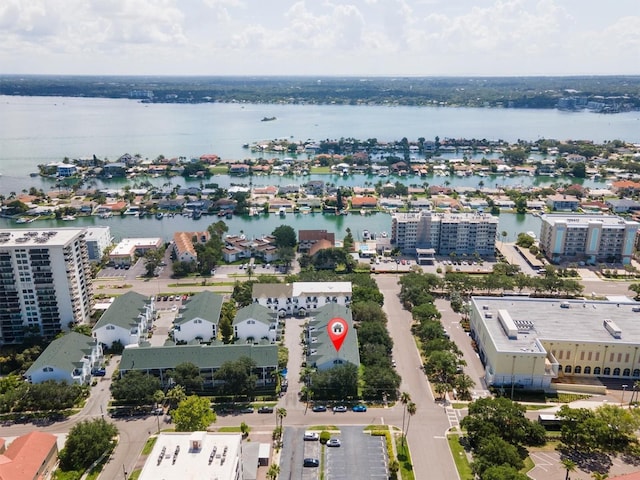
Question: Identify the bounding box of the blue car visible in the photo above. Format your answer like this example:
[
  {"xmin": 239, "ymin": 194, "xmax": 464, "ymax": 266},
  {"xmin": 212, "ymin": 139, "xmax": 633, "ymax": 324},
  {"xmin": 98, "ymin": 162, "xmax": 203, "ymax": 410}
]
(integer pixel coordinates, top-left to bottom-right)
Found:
[
  {"xmin": 352, "ymin": 404, "xmax": 367, "ymax": 412},
  {"xmin": 92, "ymin": 368, "xmax": 106, "ymax": 377}
]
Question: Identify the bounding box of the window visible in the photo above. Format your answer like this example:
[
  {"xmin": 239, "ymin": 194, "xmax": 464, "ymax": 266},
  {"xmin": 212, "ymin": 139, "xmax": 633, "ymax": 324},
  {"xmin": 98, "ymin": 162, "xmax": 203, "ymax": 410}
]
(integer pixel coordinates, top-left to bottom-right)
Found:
[
  {"xmin": 557, "ymin": 351, "xmax": 563, "ymax": 360},
  {"xmin": 623, "ymin": 368, "xmax": 631, "ymax": 377},
  {"xmin": 106, "ymin": 325, "xmax": 115, "ymax": 330},
  {"xmin": 594, "ymin": 367, "xmax": 601, "ymax": 375},
  {"xmin": 584, "ymin": 366, "xmax": 591, "ymax": 374},
  {"xmin": 626, "ymin": 354, "xmax": 630, "ymax": 363},
  {"xmin": 634, "ymin": 369, "xmax": 640, "ymax": 377},
  {"xmin": 588, "ymin": 352, "xmax": 592, "ymax": 361},
  {"xmin": 580, "ymin": 351, "xmax": 585, "ymax": 361},
  {"xmin": 610, "ymin": 353, "xmax": 615, "ymax": 362},
  {"xmin": 613, "ymin": 368, "xmax": 621, "ymax": 376},
  {"xmin": 595, "ymin": 352, "xmax": 600, "ymax": 361},
  {"xmin": 43, "ymin": 367, "xmax": 53, "ymax": 372},
  {"xmin": 617, "ymin": 353, "xmax": 622, "ymax": 363},
  {"xmin": 574, "ymin": 366, "xmax": 581, "ymax": 374},
  {"xmin": 604, "ymin": 367, "xmax": 611, "ymax": 375},
  {"xmin": 247, "ymin": 320, "xmax": 255, "ymax": 324}
]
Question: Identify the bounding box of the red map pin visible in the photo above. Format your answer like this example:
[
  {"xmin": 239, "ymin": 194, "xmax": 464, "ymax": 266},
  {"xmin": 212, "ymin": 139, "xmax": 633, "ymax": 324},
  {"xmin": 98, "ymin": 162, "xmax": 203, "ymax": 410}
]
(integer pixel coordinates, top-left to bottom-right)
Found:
[{"xmin": 327, "ymin": 317, "xmax": 348, "ymax": 352}]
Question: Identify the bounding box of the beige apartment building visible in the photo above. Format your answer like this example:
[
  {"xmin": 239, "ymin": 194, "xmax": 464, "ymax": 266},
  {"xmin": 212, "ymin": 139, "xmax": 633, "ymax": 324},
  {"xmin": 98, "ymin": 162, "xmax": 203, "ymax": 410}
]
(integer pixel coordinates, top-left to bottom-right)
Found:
[
  {"xmin": 470, "ymin": 297, "xmax": 640, "ymax": 391},
  {"xmin": 539, "ymin": 214, "xmax": 638, "ymax": 265}
]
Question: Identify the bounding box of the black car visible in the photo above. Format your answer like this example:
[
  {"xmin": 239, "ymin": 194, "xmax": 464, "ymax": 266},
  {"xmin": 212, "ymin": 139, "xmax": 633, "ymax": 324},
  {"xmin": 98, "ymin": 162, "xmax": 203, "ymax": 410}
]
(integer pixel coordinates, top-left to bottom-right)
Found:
[
  {"xmin": 258, "ymin": 406, "xmax": 274, "ymax": 414},
  {"xmin": 312, "ymin": 405, "xmax": 327, "ymax": 412},
  {"xmin": 303, "ymin": 458, "xmax": 320, "ymax": 467},
  {"xmin": 92, "ymin": 368, "xmax": 106, "ymax": 377}
]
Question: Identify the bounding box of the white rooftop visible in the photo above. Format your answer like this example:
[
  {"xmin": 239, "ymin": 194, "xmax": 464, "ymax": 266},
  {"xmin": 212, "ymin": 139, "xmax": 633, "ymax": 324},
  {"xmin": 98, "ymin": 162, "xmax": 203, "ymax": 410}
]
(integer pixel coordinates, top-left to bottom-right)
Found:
[
  {"xmin": 473, "ymin": 296, "xmax": 640, "ymax": 354},
  {"xmin": 541, "ymin": 214, "xmax": 638, "ymax": 227},
  {"xmin": 292, "ymin": 282, "xmax": 352, "ymax": 296},
  {"xmin": 139, "ymin": 432, "xmax": 242, "ymax": 480},
  {"xmin": 0, "ymin": 228, "xmax": 85, "ymax": 247},
  {"xmin": 111, "ymin": 237, "xmax": 162, "ymax": 256}
]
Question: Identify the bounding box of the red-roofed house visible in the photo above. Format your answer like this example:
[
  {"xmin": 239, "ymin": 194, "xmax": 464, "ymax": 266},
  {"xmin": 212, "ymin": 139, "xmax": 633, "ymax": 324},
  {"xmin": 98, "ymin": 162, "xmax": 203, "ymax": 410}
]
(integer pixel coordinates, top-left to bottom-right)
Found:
[
  {"xmin": 0, "ymin": 431, "xmax": 58, "ymax": 480},
  {"xmin": 612, "ymin": 180, "xmax": 640, "ymax": 195},
  {"xmin": 173, "ymin": 231, "xmax": 211, "ymax": 263},
  {"xmin": 350, "ymin": 196, "xmax": 378, "ymax": 209}
]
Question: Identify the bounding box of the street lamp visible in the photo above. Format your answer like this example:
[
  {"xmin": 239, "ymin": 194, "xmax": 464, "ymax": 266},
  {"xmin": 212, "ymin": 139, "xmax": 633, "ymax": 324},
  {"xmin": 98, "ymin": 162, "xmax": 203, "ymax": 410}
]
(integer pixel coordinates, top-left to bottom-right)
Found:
[{"xmin": 622, "ymin": 384, "xmax": 629, "ymax": 406}]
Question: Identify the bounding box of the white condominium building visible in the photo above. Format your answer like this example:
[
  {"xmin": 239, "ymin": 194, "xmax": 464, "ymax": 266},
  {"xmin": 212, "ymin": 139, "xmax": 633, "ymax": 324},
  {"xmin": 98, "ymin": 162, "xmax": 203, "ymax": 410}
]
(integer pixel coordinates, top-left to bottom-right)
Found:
[
  {"xmin": 391, "ymin": 210, "xmax": 498, "ymax": 255},
  {"xmin": 539, "ymin": 214, "xmax": 639, "ymax": 265},
  {"xmin": 0, "ymin": 228, "xmax": 93, "ymax": 344}
]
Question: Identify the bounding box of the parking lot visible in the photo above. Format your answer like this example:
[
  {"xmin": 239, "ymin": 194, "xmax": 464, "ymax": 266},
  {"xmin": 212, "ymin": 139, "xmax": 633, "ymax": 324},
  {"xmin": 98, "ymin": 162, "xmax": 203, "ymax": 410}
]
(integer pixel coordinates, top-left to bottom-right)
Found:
[{"xmin": 280, "ymin": 426, "xmax": 388, "ymax": 480}]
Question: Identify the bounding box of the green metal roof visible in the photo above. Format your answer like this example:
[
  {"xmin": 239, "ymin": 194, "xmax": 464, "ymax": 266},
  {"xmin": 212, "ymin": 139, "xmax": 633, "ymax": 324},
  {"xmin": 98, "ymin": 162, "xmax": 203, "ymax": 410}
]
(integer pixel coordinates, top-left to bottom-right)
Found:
[
  {"xmin": 233, "ymin": 303, "xmax": 277, "ymax": 326},
  {"xmin": 93, "ymin": 291, "xmax": 150, "ymax": 330},
  {"xmin": 307, "ymin": 304, "xmax": 360, "ymax": 369},
  {"xmin": 119, "ymin": 344, "xmax": 278, "ymax": 371},
  {"xmin": 175, "ymin": 291, "xmax": 223, "ymax": 326},
  {"xmin": 25, "ymin": 332, "xmax": 96, "ymax": 377}
]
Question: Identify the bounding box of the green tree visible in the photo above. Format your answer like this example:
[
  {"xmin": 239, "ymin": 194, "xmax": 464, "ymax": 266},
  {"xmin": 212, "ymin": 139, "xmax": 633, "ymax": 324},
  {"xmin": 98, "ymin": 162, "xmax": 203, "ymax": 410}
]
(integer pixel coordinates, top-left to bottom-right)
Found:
[
  {"xmin": 400, "ymin": 392, "xmax": 411, "ymax": 445},
  {"xmin": 309, "ymin": 363, "xmax": 358, "ymax": 400},
  {"xmin": 169, "ymin": 362, "xmax": 204, "ymax": 393},
  {"xmin": 143, "ymin": 247, "xmax": 164, "ymax": 277},
  {"xmin": 561, "ymin": 458, "xmax": 577, "ymax": 480},
  {"xmin": 59, "ymin": 418, "xmax": 118, "ymax": 470},
  {"xmin": 277, "ymin": 407, "xmax": 287, "ymax": 431},
  {"xmin": 172, "ymin": 395, "xmax": 216, "ymax": 432},
  {"xmin": 481, "ymin": 465, "xmax": 530, "ymax": 480},
  {"xmin": 110, "ymin": 371, "xmax": 161, "ymax": 405},
  {"xmin": 165, "ymin": 385, "xmax": 187, "ymax": 409},
  {"xmin": 219, "ymin": 301, "xmax": 236, "ymax": 343},
  {"xmin": 266, "ymin": 464, "xmax": 280, "ymax": 480},
  {"xmin": 213, "ymin": 356, "xmax": 258, "ymax": 397},
  {"xmin": 277, "ymin": 246, "xmax": 296, "ymax": 272},
  {"xmin": 472, "ymin": 435, "xmax": 524, "ymax": 476},
  {"xmin": 404, "ymin": 401, "xmax": 417, "ymax": 443},
  {"xmin": 272, "ymin": 225, "xmax": 297, "ymax": 248},
  {"xmin": 629, "ymin": 283, "xmax": 640, "ymax": 300}
]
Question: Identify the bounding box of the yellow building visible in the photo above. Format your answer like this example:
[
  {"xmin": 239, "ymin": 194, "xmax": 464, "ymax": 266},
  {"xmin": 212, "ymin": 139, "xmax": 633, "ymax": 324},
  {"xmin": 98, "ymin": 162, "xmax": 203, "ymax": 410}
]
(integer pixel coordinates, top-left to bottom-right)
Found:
[{"xmin": 470, "ymin": 296, "xmax": 640, "ymax": 391}]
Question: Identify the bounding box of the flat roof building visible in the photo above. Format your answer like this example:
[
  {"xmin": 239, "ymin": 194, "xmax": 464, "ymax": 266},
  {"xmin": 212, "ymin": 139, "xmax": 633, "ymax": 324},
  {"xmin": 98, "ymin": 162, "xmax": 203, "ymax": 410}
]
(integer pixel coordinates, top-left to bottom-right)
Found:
[
  {"xmin": 539, "ymin": 214, "xmax": 639, "ymax": 265},
  {"xmin": 0, "ymin": 228, "xmax": 93, "ymax": 344},
  {"xmin": 391, "ymin": 210, "xmax": 498, "ymax": 255},
  {"xmin": 109, "ymin": 237, "xmax": 163, "ymax": 265},
  {"xmin": 138, "ymin": 432, "xmax": 242, "ymax": 480},
  {"xmin": 470, "ymin": 296, "xmax": 640, "ymax": 391}
]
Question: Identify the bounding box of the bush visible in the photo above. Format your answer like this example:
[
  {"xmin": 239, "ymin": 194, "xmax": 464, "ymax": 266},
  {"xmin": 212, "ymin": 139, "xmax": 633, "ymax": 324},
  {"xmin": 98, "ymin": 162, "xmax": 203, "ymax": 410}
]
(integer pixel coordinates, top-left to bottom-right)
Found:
[{"xmin": 319, "ymin": 430, "xmax": 330, "ymax": 444}]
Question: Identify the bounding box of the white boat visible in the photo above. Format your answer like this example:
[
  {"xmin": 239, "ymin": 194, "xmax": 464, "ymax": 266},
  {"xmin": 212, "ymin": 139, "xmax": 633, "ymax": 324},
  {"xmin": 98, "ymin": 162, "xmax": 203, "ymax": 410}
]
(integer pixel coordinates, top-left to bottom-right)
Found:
[
  {"xmin": 278, "ymin": 207, "xmax": 287, "ymax": 217},
  {"xmin": 381, "ymin": 231, "xmax": 388, "ymax": 238},
  {"xmin": 99, "ymin": 212, "xmax": 112, "ymax": 219},
  {"xmin": 362, "ymin": 230, "xmax": 371, "ymax": 240},
  {"xmin": 62, "ymin": 215, "xmax": 76, "ymax": 221}
]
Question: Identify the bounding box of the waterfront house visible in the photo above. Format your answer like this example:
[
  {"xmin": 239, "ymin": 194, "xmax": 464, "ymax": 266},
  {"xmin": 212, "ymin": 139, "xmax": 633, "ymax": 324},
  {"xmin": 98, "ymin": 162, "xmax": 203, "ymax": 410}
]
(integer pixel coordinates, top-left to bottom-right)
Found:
[
  {"xmin": 173, "ymin": 291, "xmax": 223, "ymax": 343},
  {"xmin": 612, "ymin": 180, "xmax": 640, "ymax": 196},
  {"xmin": 102, "ymin": 162, "xmax": 127, "ymax": 177},
  {"xmin": 55, "ymin": 163, "xmax": 77, "ymax": 177},
  {"xmin": 173, "ymin": 231, "xmax": 210, "ymax": 263},
  {"xmin": 351, "ymin": 196, "xmax": 378, "ymax": 209},
  {"xmin": 546, "ymin": 194, "xmax": 580, "ymax": 211},
  {"xmin": 109, "ymin": 237, "xmax": 163, "ymax": 266},
  {"xmin": 93, "ymin": 292, "xmax": 154, "ymax": 348},
  {"xmin": 606, "ymin": 198, "xmax": 640, "ymax": 214},
  {"xmin": 298, "ymin": 230, "xmax": 336, "ymax": 254},
  {"xmin": 24, "ymin": 332, "xmax": 102, "ymax": 385},
  {"xmin": 158, "ymin": 199, "xmax": 185, "ymax": 211},
  {"xmin": 229, "ymin": 164, "xmax": 250, "ymax": 175},
  {"xmin": 233, "ymin": 304, "xmax": 279, "ymax": 343}
]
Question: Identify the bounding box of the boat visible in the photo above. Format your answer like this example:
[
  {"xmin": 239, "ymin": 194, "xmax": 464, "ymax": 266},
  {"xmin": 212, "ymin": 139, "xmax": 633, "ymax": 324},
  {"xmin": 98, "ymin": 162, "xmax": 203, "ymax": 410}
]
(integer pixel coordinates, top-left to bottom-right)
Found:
[
  {"xmin": 299, "ymin": 206, "xmax": 311, "ymax": 214},
  {"xmin": 192, "ymin": 210, "xmax": 202, "ymax": 219},
  {"xmin": 16, "ymin": 217, "xmax": 32, "ymax": 224},
  {"xmin": 226, "ymin": 212, "xmax": 233, "ymax": 219},
  {"xmin": 30, "ymin": 172, "xmax": 39, "ymax": 177},
  {"xmin": 62, "ymin": 215, "xmax": 76, "ymax": 221},
  {"xmin": 156, "ymin": 212, "xmax": 164, "ymax": 219},
  {"xmin": 381, "ymin": 231, "xmax": 388, "ymax": 238},
  {"xmin": 261, "ymin": 116, "xmax": 276, "ymax": 122},
  {"xmin": 362, "ymin": 230, "xmax": 371, "ymax": 240},
  {"xmin": 99, "ymin": 211, "xmax": 112, "ymax": 219},
  {"xmin": 278, "ymin": 207, "xmax": 287, "ymax": 217},
  {"xmin": 360, "ymin": 209, "xmax": 366, "ymax": 216}
]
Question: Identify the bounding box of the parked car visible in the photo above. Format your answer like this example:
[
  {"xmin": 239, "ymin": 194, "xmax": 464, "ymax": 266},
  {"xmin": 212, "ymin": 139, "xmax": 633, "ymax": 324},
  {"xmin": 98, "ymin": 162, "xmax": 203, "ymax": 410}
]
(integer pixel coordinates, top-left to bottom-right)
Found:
[
  {"xmin": 258, "ymin": 406, "xmax": 274, "ymax": 414},
  {"xmin": 303, "ymin": 431, "xmax": 319, "ymax": 441},
  {"xmin": 332, "ymin": 405, "xmax": 348, "ymax": 413},
  {"xmin": 312, "ymin": 405, "xmax": 327, "ymax": 412},
  {"xmin": 239, "ymin": 406, "xmax": 254, "ymax": 414},
  {"xmin": 303, "ymin": 458, "xmax": 320, "ymax": 467},
  {"xmin": 91, "ymin": 368, "xmax": 106, "ymax": 377},
  {"xmin": 327, "ymin": 438, "xmax": 341, "ymax": 447},
  {"xmin": 352, "ymin": 404, "xmax": 367, "ymax": 412},
  {"xmin": 152, "ymin": 407, "xmax": 164, "ymax": 415}
]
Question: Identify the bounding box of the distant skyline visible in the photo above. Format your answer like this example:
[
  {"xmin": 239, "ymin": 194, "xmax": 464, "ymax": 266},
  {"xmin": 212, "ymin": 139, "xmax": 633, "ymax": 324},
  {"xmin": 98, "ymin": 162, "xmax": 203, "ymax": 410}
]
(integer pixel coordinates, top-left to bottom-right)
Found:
[{"xmin": 1, "ymin": 0, "xmax": 639, "ymax": 77}]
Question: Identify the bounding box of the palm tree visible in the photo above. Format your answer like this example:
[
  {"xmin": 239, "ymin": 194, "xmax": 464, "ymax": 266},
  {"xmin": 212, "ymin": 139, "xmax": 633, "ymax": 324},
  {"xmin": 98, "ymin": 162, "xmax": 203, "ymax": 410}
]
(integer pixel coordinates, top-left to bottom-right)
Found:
[
  {"xmin": 400, "ymin": 391, "xmax": 411, "ymax": 445},
  {"xmin": 501, "ymin": 230, "xmax": 508, "ymax": 245},
  {"xmin": 277, "ymin": 407, "xmax": 287, "ymax": 431},
  {"xmin": 561, "ymin": 458, "xmax": 577, "ymax": 480},
  {"xmin": 454, "ymin": 374, "xmax": 476, "ymax": 400},
  {"xmin": 266, "ymin": 464, "xmax": 280, "ymax": 480},
  {"xmin": 591, "ymin": 472, "xmax": 608, "ymax": 480},
  {"xmin": 404, "ymin": 402, "xmax": 417, "ymax": 443}
]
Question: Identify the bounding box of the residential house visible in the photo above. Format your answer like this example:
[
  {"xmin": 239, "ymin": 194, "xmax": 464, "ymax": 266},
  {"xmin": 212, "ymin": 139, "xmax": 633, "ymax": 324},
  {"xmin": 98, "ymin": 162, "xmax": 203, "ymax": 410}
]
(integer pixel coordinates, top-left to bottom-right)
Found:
[
  {"xmin": 173, "ymin": 231, "xmax": 210, "ymax": 263},
  {"xmin": 306, "ymin": 304, "xmax": 360, "ymax": 372},
  {"xmin": 612, "ymin": 180, "xmax": 640, "ymax": 196},
  {"xmin": 118, "ymin": 344, "xmax": 278, "ymax": 390},
  {"xmin": 351, "ymin": 196, "xmax": 378, "ymax": 210},
  {"xmin": 222, "ymin": 235, "xmax": 278, "ymax": 263},
  {"xmin": 546, "ymin": 194, "xmax": 580, "ymax": 211},
  {"xmin": 24, "ymin": 332, "xmax": 102, "ymax": 385},
  {"xmin": 229, "ymin": 164, "xmax": 250, "ymax": 175},
  {"xmin": 0, "ymin": 432, "xmax": 58, "ymax": 480},
  {"xmin": 252, "ymin": 282, "xmax": 352, "ymax": 317},
  {"xmin": 606, "ymin": 198, "xmax": 640, "ymax": 214},
  {"xmin": 173, "ymin": 291, "xmax": 223, "ymax": 343},
  {"xmin": 298, "ymin": 230, "xmax": 336, "ymax": 254},
  {"xmin": 93, "ymin": 292, "xmax": 154, "ymax": 348},
  {"xmin": 157, "ymin": 199, "xmax": 186, "ymax": 211},
  {"xmin": 102, "ymin": 162, "xmax": 127, "ymax": 177},
  {"xmin": 233, "ymin": 304, "xmax": 279, "ymax": 343}
]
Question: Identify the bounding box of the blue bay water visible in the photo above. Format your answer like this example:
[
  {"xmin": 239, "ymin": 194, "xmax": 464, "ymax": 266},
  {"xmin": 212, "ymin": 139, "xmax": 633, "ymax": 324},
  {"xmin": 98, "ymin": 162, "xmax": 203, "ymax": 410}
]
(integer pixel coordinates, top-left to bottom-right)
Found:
[{"xmin": 0, "ymin": 94, "xmax": 631, "ymax": 240}]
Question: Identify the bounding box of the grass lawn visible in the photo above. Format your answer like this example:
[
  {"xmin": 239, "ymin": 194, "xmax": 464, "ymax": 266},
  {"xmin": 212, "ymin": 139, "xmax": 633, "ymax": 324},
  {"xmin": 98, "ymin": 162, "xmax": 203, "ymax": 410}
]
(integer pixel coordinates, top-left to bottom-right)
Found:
[
  {"xmin": 308, "ymin": 425, "xmax": 339, "ymax": 431},
  {"xmin": 310, "ymin": 166, "xmax": 332, "ymax": 174},
  {"xmin": 364, "ymin": 425, "xmax": 390, "ymax": 431},
  {"xmin": 142, "ymin": 437, "xmax": 157, "ymax": 455},
  {"xmin": 521, "ymin": 456, "xmax": 535, "ymax": 474},
  {"xmin": 447, "ymin": 434, "xmax": 473, "ymax": 480},
  {"xmin": 395, "ymin": 437, "xmax": 416, "ymax": 480},
  {"xmin": 218, "ymin": 426, "xmax": 242, "ymax": 432}
]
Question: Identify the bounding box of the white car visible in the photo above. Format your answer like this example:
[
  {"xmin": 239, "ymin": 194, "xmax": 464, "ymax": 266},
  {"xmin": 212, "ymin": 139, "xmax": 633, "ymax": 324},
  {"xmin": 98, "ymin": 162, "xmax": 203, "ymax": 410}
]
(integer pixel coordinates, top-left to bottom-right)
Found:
[
  {"xmin": 304, "ymin": 431, "xmax": 319, "ymax": 441},
  {"xmin": 327, "ymin": 438, "xmax": 341, "ymax": 447}
]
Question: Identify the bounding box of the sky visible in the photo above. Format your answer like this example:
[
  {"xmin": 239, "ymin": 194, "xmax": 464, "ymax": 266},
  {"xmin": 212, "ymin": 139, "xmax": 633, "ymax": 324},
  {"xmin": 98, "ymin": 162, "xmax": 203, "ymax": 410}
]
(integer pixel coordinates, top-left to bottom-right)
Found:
[{"xmin": 1, "ymin": 0, "xmax": 639, "ymax": 77}]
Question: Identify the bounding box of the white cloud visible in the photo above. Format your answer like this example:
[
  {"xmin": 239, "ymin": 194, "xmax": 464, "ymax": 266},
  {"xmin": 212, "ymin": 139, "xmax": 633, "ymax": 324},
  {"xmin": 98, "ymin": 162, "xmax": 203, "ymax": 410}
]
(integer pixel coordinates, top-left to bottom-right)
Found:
[{"xmin": 0, "ymin": 0, "xmax": 638, "ymax": 75}]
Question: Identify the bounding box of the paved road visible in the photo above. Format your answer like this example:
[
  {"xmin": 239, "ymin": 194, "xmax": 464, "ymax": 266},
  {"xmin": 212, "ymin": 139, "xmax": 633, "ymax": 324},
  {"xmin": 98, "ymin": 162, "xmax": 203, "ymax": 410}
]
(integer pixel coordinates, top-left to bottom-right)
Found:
[{"xmin": 376, "ymin": 275, "xmax": 458, "ymax": 480}]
